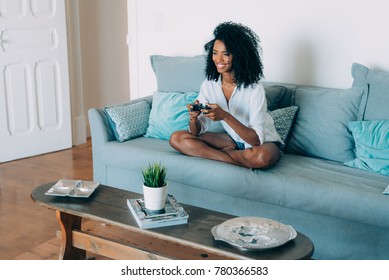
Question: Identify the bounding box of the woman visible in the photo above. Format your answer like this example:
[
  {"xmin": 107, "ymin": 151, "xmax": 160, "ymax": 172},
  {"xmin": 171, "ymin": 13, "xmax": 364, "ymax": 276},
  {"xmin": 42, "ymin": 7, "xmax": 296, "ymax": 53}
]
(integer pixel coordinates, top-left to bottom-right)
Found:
[{"xmin": 169, "ymin": 21, "xmax": 283, "ymax": 169}]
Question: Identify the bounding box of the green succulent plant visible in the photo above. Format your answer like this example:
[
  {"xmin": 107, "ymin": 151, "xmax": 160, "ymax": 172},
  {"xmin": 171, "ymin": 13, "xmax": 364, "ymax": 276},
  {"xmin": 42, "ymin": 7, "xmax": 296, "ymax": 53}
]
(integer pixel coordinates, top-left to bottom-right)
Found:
[{"xmin": 142, "ymin": 162, "xmax": 167, "ymax": 188}]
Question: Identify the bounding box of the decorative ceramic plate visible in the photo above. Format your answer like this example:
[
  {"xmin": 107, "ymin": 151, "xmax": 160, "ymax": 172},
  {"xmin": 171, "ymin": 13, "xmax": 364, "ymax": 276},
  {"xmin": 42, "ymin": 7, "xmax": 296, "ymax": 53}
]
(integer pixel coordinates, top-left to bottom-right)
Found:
[
  {"xmin": 211, "ymin": 217, "xmax": 297, "ymax": 250},
  {"xmin": 45, "ymin": 179, "xmax": 100, "ymax": 198}
]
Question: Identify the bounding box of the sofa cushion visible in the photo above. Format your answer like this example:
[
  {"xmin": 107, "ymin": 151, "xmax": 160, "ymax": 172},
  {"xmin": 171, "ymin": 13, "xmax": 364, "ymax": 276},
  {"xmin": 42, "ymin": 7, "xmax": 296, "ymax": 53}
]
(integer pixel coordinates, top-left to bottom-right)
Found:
[
  {"xmin": 104, "ymin": 101, "xmax": 150, "ymax": 142},
  {"xmin": 150, "ymin": 55, "xmax": 287, "ymax": 110},
  {"xmin": 101, "ymin": 138, "xmax": 389, "ymax": 229},
  {"xmin": 352, "ymin": 63, "xmax": 389, "ymax": 120},
  {"xmin": 264, "ymin": 85, "xmax": 287, "ymax": 111},
  {"xmin": 269, "ymin": 106, "xmax": 299, "ymax": 144},
  {"xmin": 344, "ymin": 120, "xmax": 389, "ymax": 176},
  {"xmin": 287, "ymin": 87, "xmax": 364, "ymax": 162},
  {"xmin": 145, "ymin": 91, "xmax": 198, "ymax": 140},
  {"xmin": 150, "ymin": 55, "xmax": 206, "ymax": 92}
]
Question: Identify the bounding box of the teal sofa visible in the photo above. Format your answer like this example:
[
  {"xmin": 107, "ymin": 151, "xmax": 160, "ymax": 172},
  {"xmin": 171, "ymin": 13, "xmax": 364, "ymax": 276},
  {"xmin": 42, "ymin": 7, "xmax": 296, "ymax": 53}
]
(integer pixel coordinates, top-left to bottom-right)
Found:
[{"xmin": 88, "ymin": 56, "xmax": 389, "ymax": 260}]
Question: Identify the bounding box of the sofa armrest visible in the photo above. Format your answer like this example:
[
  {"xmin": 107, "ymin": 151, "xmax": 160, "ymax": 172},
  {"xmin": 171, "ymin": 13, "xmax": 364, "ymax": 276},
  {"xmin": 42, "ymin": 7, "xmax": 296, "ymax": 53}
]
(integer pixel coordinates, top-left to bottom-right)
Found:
[
  {"xmin": 88, "ymin": 95, "xmax": 153, "ymax": 145},
  {"xmin": 88, "ymin": 107, "xmax": 115, "ymax": 144},
  {"xmin": 88, "ymin": 95, "xmax": 153, "ymax": 182}
]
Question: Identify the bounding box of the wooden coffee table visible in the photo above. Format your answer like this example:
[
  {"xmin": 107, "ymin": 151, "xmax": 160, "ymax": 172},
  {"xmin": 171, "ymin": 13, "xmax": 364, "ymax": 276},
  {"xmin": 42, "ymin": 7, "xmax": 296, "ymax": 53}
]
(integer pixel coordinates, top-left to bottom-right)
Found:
[{"xmin": 31, "ymin": 183, "xmax": 314, "ymax": 260}]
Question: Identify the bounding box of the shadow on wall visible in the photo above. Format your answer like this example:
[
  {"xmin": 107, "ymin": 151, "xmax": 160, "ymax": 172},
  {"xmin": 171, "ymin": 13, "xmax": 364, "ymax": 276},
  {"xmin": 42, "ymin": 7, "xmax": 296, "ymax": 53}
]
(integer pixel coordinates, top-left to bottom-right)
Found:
[{"xmin": 292, "ymin": 40, "xmax": 316, "ymax": 86}]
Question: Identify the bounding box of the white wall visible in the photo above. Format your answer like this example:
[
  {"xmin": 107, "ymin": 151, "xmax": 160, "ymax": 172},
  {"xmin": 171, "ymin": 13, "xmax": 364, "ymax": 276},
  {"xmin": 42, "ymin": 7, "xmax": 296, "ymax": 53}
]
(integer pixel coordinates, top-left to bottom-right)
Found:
[
  {"xmin": 66, "ymin": 0, "xmax": 128, "ymax": 139},
  {"xmin": 128, "ymin": 0, "xmax": 389, "ymax": 99},
  {"xmin": 78, "ymin": 0, "xmax": 129, "ymax": 109}
]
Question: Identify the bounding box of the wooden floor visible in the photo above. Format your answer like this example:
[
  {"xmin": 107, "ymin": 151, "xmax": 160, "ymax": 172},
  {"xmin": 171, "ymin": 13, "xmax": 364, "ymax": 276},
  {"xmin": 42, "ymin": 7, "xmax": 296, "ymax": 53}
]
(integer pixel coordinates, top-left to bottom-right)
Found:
[{"xmin": 0, "ymin": 139, "xmax": 94, "ymax": 260}]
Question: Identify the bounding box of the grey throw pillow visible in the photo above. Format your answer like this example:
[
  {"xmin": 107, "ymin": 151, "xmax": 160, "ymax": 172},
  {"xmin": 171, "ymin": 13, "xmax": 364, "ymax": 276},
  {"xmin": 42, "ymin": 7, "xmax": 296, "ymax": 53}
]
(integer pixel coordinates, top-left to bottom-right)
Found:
[
  {"xmin": 264, "ymin": 85, "xmax": 287, "ymax": 111},
  {"xmin": 351, "ymin": 63, "xmax": 389, "ymax": 120}
]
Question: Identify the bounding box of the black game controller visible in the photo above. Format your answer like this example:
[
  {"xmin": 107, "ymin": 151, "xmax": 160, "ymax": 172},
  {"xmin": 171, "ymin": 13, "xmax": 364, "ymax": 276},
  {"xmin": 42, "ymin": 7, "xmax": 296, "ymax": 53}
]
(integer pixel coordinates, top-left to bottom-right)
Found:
[{"xmin": 190, "ymin": 103, "xmax": 212, "ymax": 112}]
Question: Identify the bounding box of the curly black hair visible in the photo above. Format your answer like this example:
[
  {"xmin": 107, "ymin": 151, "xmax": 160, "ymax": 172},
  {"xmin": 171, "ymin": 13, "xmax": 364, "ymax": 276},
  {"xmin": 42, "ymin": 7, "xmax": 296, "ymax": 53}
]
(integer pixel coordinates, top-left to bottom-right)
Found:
[{"xmin": 204, "ymin": 21, "xmax": 264, "ymax": 89}]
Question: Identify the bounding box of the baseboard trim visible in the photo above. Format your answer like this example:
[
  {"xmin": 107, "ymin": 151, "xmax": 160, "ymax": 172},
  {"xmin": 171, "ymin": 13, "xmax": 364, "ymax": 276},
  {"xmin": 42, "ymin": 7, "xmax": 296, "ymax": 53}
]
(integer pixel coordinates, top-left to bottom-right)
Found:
[{"xmin": 73, "ymin": 115, "xmax": 87, "ymax": 145}]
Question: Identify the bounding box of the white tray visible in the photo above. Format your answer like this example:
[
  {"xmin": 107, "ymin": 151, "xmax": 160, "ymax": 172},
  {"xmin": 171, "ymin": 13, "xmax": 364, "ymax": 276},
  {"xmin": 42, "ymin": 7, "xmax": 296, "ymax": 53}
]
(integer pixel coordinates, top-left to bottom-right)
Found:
[
  {"xmin": 45, "ymin": 179, "xmax": 100, "ymax": 198},
  {"xmin": 211, "ymin": 217, "xmax": 297, "ymax": 250}
]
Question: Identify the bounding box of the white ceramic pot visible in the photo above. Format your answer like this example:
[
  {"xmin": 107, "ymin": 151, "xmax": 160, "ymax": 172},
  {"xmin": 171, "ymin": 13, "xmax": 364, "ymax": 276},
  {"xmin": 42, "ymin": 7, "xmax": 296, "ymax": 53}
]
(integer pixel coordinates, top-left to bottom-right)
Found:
[{"xmin": 142, "ymin": 183, "xmax": 167, "ymax": 211}]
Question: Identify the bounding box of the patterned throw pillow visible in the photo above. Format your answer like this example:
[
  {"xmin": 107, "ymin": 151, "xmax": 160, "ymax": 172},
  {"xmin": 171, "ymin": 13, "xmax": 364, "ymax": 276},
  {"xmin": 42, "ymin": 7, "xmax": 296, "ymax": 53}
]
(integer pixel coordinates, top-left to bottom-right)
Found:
[
  {"xmin": 105, "ymin": 101, "xmax": 151, "ymax": 142},
  {"xmin": 269, "ymin": 106, "xmax": 299, "ymax": 143}
]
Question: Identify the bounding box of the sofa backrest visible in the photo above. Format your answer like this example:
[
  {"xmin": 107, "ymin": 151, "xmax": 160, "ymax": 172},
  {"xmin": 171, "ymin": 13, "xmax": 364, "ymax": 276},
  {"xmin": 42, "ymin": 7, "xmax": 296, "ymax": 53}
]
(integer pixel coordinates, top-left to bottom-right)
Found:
[
  {"xmin": 263, "ymin": 81, "xmax": 295, "ymax": 109},
  {"xmin": 94, "ymin": 56, "xmax": 388, "ymax": 176},
  {"xmin": 269, "ymin": 63, "xmax": 388, "ymax": 175}
]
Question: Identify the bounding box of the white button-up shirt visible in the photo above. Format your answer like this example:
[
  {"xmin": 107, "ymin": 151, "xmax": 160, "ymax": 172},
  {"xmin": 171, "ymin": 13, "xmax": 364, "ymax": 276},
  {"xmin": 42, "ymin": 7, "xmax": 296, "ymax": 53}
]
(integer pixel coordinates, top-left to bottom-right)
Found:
[{"xmin": 196, "ymin": 78, "xmax": 283, "ymax": 148}]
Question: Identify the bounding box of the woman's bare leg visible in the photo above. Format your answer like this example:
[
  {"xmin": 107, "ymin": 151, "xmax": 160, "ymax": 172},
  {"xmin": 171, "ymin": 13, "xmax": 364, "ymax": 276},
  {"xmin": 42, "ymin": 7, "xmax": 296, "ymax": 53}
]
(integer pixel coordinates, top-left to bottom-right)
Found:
[
  {"xmin": 225, "ymin": 143, "xmax": 281, "ymax": 169},
  {"xmin": 169, "ymin": 130, "xmax": 238, "ymax": 164},
  {"xmin": 169, "ymin": 130, "xmax": 281, "ymax": 169}
]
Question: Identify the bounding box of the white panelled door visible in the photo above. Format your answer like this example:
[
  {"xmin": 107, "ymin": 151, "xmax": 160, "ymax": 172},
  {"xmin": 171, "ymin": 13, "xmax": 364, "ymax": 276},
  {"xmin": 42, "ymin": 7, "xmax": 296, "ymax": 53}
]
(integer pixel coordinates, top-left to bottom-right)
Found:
[{"xmin": 0, "ymin": 0, "xmax": 72, "ymax": 163}]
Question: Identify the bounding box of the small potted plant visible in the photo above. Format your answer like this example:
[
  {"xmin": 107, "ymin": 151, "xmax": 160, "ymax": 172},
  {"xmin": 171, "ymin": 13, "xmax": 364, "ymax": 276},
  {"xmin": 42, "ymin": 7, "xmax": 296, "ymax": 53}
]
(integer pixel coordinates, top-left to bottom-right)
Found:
[{"xmin": 141, "ymin": 162, "xmax": 168, "ymax": 211}]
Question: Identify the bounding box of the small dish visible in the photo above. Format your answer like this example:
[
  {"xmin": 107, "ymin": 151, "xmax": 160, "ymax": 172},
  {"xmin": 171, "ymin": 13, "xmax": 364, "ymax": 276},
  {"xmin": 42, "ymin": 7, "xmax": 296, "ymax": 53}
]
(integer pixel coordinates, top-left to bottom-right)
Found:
[
  {"xmin": 211, "ymin": 216, "xmax": 297, "ymax": 250},
  {"xmin": 52, "ymin": 185, "xmax": 71, "ymax": 194},
  {"xmin": 45, "ymin": 179, "xmax": 100, "ymax": 198}
]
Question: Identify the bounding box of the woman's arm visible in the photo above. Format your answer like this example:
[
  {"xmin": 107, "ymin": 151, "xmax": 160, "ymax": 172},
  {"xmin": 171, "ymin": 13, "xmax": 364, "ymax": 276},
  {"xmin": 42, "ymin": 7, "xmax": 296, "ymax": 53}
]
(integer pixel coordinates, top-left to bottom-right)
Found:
[
  {"xmin": 188, "ymin": 104, "xmax": 202, "ymax": 136},
  {"xmin": 203, "ymin": 104, "xmax": 261, "ymax": 146}
]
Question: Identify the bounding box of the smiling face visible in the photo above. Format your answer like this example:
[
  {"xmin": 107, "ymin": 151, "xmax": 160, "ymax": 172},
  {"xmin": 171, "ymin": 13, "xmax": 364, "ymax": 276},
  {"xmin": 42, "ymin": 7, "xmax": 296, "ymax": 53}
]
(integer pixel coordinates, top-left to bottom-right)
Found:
[{"xmin": 212, "ymin": 39, "xmax": 233, "ymax": 74}]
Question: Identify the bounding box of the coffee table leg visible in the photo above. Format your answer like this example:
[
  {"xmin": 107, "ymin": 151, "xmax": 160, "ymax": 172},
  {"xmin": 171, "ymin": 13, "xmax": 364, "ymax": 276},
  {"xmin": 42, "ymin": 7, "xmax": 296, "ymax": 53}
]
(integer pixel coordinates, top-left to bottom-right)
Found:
[{"xmin": 56, "ymin": 210, "xmax": 86, "ymax": 260}]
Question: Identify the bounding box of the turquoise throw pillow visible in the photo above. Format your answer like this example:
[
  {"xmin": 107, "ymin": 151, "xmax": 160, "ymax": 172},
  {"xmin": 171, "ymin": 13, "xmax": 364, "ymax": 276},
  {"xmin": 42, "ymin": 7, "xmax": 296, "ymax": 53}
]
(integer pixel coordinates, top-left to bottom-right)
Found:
[
  {"xmin": 105, "ymin": 101, "xmax": 151, "ymax": 142},
  {"xmin": 145, "ymin": 91, "xmax": 198, "ymax": 140},
  {"xmin": 344, "ymin": 120, "xmax": 389, "ymax": 176}
]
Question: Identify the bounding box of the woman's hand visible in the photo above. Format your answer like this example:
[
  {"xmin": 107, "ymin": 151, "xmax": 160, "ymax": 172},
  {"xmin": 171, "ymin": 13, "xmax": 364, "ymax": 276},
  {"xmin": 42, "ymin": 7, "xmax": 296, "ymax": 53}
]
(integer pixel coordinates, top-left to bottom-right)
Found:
[
  {"xmin": 187, "ymin": 100, "xmax": 201, "ymax": 122},
  {"xmin": 204, "ymin": 103, "xmax": 261, "ymax": 146},
  {"xmin": 202, "ymin": 103, "xmax": 229, "ymax": 121}
]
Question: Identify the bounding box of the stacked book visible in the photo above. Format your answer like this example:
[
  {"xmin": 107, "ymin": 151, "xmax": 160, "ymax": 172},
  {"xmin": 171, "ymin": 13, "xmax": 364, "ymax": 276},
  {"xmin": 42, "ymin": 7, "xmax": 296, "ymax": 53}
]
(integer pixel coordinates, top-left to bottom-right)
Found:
[{"xmin": 127, "ymin": 194, "xmax": 189, "ymax": 229}]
